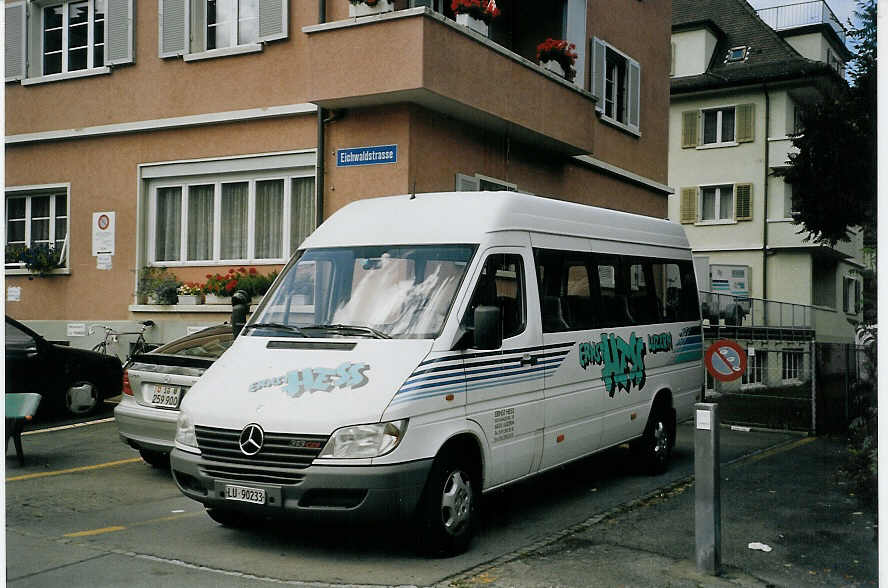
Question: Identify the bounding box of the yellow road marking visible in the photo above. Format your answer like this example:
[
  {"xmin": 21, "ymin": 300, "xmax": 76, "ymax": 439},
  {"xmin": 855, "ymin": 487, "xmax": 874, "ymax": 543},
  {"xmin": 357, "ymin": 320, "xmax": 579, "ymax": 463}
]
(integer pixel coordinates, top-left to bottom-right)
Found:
[
  {"xmin": 745, "ymin": 436, "xmax": 816, "ymax": 463},
  {"xmin": 6, "ymin": 457, "xmax": 142, "ymax": 482},
  {"xmin": 64, "ymin": 526, "xmax": 127, "ymax": 537},
  {"xmin": 64, "ymin": 512, "xmax": 201, "ymax": 538}
]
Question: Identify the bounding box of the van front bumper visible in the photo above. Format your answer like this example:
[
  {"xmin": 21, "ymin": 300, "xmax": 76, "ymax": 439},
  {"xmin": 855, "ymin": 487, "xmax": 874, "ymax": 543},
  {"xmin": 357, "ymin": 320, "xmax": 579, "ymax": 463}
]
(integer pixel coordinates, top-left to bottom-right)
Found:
[{"xmin": 170, "ymin": 448, "xmax": 433, "ymax": 523}]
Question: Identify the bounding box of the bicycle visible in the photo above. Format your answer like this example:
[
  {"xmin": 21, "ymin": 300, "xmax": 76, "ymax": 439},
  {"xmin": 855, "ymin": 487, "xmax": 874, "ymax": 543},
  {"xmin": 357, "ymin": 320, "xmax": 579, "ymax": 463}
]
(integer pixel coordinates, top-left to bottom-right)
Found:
[{"xmin": 90, "ymin": 320, "xmax": 157, "ymax": 364}]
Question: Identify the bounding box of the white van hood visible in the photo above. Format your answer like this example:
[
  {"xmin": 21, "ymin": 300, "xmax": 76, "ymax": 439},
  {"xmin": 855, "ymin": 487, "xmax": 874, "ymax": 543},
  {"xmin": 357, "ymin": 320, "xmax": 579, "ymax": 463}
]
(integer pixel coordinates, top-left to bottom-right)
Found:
[{"xmin": 180, "ymin": 336, "xmax": 433, "ymax": 434}]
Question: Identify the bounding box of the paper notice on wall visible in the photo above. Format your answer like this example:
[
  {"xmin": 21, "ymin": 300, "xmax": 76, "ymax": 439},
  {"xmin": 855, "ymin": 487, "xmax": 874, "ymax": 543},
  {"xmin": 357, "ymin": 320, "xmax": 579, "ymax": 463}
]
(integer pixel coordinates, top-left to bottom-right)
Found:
[
  {"xmin": 96, "ymin": 253, "xmax": 112, "ymax": 270},
  {"xmin": 92, "ymin": 212, "xmax": 115, "ymax": 256},
  {"xmin": 7, "ymin": 286, "xmax": 21, "ymax": 302},
  {"xmin": 67, "ymin": 323, "xmax": 87, "ymax": 337},
  {"xmin": 696, "ymin": 409, "xmax": 711, "ymax": 431}
]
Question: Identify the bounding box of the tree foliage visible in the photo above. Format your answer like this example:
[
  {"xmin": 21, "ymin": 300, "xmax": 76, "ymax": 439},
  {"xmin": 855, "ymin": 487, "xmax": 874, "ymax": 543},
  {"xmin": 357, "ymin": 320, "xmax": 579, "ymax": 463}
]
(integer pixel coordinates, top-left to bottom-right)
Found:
[{"xmin": 777, "ymin": 0, "xmax": 876, "ymax": 248}]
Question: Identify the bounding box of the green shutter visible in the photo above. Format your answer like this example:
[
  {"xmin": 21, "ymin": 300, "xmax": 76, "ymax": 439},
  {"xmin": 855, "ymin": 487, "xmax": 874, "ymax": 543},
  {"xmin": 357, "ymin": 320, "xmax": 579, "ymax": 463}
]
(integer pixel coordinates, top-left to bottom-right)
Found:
[
  {"xmin": 681, "ymin": 111, "xmax": 699, "ymax": 148},
  {"xmin": 735, "ymin": 183, "xmax": 753, "ymax": 220},
  {"xmin": 736, "ymin": 103, "xmax": 755, "ymax": 143},
  {"xmin": 680, "ymin": 187, "xmax": 697, "ymax": 223}
]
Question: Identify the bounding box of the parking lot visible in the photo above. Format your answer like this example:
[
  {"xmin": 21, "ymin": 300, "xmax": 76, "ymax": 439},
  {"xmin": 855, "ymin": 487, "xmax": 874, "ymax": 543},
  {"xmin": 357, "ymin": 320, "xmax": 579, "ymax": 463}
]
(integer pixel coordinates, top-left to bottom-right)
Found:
[{"xmin": 6, "ymin": 399, "xmax": 798, "ymax": 587}]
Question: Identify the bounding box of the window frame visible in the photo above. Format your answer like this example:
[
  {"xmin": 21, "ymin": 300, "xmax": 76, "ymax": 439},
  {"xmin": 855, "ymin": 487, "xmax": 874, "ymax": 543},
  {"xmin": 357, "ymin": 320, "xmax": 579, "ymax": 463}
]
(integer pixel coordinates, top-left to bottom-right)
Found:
[
  {"xmin": 698, "ymin": 183, "xmax": 735, "ymax": 224},
  {"xmin": 147, "ymin": 171, "xmax": 316, "ymax": 268},
  {"xmin": 39, "ymin": 0, "xmax": 105, "ymax": 76},
  {"xmin": 843, "ymin": 275, "xmax": 860, "ymax": 315},
  {"xmin": 781, "ymin": 349, "xmax": 804, "ymax": 383},
  {"xmin": 5, "ymin": 183, "xmax": 71, "ymax": 274},
  {"xmin": 741, "ymin": 349, "xmax": 766, "ymax": 387},
  {"xmin": 592, "ymin": 37, "xmax": 641, "ymax": 135},
  {"xmin": 700, "ymin": 106, "xmax": 737, "ymax": 147}
]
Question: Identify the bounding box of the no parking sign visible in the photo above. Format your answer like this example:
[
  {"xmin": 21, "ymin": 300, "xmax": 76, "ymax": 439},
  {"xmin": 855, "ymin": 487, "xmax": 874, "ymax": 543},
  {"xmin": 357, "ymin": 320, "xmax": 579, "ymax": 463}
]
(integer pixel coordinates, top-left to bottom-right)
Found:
[{"xmin": 704, "ymin": 340, "xmax": 747, "ymax": 382}]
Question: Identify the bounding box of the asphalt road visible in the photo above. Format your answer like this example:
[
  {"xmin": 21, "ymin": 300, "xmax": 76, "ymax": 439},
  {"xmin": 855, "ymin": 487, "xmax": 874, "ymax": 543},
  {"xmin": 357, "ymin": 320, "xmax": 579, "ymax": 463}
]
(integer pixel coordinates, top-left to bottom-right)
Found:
[{"xmin": 5, "ymin": 400, "xmax": 799, "ymax": 587}]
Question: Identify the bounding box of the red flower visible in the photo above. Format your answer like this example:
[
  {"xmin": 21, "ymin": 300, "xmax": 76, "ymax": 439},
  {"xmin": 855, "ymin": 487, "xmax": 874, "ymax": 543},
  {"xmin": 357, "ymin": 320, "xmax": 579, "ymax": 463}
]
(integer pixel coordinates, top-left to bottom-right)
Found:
[
  {"xmin": 206, "ymin": 274, "xmax": 212, "ymax": 279},
  {"xmin": 451, "ymin": 0, "xmax": 500, "ymax": 23},
  {"xmin": 225, "ymin": 279, "xmax": 238, "ymax": 292},
  {"xmin": 249, "ymin": 267, "xmax": 257, "ymax": 275},
  {"xmin": 536, "ymin": 38, "xmax": 578, "ymax": 82}
]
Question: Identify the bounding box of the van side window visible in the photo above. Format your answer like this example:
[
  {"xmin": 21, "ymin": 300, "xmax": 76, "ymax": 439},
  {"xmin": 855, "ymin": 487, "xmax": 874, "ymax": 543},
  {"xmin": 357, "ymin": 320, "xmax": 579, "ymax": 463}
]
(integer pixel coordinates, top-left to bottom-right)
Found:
[
  {"xmin": 463, "ymin": 254, "xmax": 526, "ymax": 340},
  {"xmin": 535, "ymin": 248, "xmax": 599, "ymax": 332}
]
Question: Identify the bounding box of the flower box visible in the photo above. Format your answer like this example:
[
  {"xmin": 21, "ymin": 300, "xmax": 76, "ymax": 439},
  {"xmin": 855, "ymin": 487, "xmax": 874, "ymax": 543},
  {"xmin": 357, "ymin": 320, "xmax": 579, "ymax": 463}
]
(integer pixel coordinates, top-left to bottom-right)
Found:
[
  {"xmin": 456, "ymin": 13, "xmax": 488, "ymax": 36},
  {"xmin": 349, "ymin": 0, "xmax": 393, "ymax": 17},
  {"xmin": 177, "ymin": 294, "xmax": 203, "ymax": 305},
  {"xmin": 543, "ymin": 59, "xmax": 566, "ymax": 78},
  {"xmin": 205, "ymin": 293, "xmax": 230, "ymax": 305}
]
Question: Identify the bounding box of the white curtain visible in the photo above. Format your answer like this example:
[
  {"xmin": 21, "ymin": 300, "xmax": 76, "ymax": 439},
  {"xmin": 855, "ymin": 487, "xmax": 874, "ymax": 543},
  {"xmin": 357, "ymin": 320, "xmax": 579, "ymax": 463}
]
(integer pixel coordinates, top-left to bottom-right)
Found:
[
  {"xmin": 290, "ymin": 177, "xmax": 316, "ymax": 254},
  {"xmin": 187, "ymin": 184, "xmax": 214, "ymax": 260},
  {"xmin": 255, "ymin": 179, "xmax": 283, "ymax": 259},
  {"xmin": 221, "ymin": 182, "xmax": 248, "ymax": 260},
  {"xmin": 155, "ymin": 187, "xmax": 181, "ymax": 261}
]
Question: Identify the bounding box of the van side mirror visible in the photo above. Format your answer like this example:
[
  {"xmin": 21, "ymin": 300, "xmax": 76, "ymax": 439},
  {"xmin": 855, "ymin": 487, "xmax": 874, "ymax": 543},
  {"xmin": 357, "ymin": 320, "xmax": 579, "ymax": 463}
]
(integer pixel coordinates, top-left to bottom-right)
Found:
[{"xmin": 473, "ymin": 305, "xmax": 502, "ymax": 350}]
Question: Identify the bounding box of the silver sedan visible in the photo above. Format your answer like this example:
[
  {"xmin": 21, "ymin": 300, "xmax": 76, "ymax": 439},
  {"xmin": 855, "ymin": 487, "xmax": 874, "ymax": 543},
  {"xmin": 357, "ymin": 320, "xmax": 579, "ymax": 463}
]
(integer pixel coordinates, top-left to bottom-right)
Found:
[{"xmin": 114, "ymin": 325, "xmax": 234, "ymax": 468}]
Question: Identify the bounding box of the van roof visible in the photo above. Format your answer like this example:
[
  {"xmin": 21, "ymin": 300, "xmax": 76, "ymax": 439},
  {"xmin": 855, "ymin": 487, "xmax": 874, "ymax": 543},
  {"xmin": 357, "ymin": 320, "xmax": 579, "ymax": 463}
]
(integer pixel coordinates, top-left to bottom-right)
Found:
[{"xmin": 301, "ymin": 192, "xmax": 689, "ymax": 250}]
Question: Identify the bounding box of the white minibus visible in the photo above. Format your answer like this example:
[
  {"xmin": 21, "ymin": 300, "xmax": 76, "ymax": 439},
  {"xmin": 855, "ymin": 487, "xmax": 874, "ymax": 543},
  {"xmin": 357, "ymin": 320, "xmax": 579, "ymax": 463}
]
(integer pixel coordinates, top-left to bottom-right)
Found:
[{"xmin": 170, "ymin": 192, "xmax": 703, "ymax": 555}]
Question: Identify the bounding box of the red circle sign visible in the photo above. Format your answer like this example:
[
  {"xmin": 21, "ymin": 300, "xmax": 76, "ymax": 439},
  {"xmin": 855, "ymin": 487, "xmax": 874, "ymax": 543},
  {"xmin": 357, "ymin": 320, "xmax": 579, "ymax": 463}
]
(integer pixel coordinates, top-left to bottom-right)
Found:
[
  {"xmin": 704, "ymin": 340, "xmax": 748, "ymax": 382},
  {"xmin": 97, "ymin": 214, "xmax": 110, "ymax": 230}
]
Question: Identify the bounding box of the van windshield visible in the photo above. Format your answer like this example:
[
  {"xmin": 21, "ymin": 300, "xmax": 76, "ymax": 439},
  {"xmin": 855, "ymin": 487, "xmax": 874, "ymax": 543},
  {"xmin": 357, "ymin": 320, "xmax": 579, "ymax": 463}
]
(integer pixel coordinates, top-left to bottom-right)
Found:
[{"xmin": 250, "ymin": 245, "xmax": 476, "ymax": 339}]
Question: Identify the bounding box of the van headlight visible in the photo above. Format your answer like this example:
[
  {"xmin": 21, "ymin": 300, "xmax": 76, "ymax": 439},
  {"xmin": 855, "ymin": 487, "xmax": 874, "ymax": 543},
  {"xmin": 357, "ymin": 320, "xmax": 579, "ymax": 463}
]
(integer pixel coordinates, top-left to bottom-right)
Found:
[
  {"xmin": 319, "ymin": 420, "xmax": 408, "ymax": 459},
  {"xmin": 175, "ymin": 411, "xmax": 199, "ymax": 452}
]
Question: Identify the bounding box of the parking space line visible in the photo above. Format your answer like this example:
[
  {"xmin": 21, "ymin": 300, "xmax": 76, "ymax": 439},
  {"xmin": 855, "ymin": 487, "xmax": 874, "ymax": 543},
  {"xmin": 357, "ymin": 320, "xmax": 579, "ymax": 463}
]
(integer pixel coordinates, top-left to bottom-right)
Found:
[
  {"xmin": 63, "ymin": 512, "xmax": 201, "ymax": 538},
  {"xmin": 6, "ymin": 457, "xmax": 142, "ymax": 482},
  {"xmin": 744, "ymin": 436, "xmax": 816, "ymax": 463},
  {"xmin": 64, "ymin": 526, "xmax": 127, "ymax": 538},
  {"xmin": 23, "ymin": 417, "xmax": 116, "ymax": 436}
]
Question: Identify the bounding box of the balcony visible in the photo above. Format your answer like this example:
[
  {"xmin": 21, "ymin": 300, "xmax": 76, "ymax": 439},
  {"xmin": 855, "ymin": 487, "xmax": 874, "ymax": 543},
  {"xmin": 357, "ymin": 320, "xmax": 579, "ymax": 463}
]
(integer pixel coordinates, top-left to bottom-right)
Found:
[
  {"xmin": 755, "ymin": 1, "xmax": 846, "ymax": 43},
  {"xmin": 302, "ymin": 8, "xmax": 597, "ymax": 155},
  {"xmin": 700, "ymin": 291, "xmax": 815, "ymax": 341}
]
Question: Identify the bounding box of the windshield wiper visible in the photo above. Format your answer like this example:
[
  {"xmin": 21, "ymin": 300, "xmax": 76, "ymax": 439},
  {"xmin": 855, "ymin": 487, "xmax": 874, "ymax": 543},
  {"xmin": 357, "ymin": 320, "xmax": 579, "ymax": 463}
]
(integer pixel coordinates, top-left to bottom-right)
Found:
[
  {"xmin": 242, "ymin": 323, "xmax": 307, "ymax": 337},
  {"xmin": 302, "ymin": 323, "xmax": 391, "ymax": 339}
]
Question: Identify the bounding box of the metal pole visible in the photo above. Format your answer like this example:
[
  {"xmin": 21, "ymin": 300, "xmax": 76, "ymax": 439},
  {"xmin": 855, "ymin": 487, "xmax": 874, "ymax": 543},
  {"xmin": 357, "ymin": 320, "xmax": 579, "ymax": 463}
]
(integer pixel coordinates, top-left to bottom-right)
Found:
[
  {"xmin": 695, "ymin": 403, "xmax": 721, "ymax": 575},
  {"xmin": 811, "ymin": 341, "xmax": 817, "ymax": 434}
]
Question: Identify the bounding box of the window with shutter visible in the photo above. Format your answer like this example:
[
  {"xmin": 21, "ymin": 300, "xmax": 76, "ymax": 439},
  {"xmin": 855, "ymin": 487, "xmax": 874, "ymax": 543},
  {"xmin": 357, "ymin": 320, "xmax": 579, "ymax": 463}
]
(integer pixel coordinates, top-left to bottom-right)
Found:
[
  {"xmin": 5, "ymin": 2, "xmax": 27, "ymax": 81},
  {"xmin": 735, "ymin": 103, "xmax": 755, "ymax": 142},
  {"xmin": 701, "ymin": 106, "xmax": 735, "ymax": 145},
  {"xmin": 592, "ymin": 38, "xmax": 640, "ymax": 133},
  {"xmin": 106, "ymin": 0, "xmax": 134, "ymax": 65},
  {"xmin": 591, "ymin": 37, "xmax": 607, "ymax": 110},
  {"xmin": 681, "ymin": 110, "xmax": 698, "ymax": 148},
  {"xmin": 679, "ymin": 187, "xmax": 697, "ymax": 224},
  {"xmin": 735, "ymin": 183, "xmax": 752, "ymax": 220}
]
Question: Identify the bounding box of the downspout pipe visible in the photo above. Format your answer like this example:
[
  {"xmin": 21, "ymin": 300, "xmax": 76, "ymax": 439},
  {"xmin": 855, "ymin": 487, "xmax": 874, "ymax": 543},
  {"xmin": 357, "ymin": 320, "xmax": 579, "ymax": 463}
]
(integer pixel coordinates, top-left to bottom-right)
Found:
[
  {"xmin": 763, "ymin": 85, "xmax": 770, "ymax": 307},
  {"xmin": 316, "ymin": 0, "xmax": 327, "ymax": 228}
]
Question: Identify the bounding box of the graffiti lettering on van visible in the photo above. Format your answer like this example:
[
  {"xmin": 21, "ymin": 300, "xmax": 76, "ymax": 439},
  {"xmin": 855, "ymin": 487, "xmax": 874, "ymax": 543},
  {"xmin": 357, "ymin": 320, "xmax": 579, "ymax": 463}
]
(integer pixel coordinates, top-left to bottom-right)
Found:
[
  {"xmin": 578, "ymin": 333, "xmax": 647, "ymax": 397},
  {"xmin": 248, "ymin": 362, "xmax": 370, "ymax": 398},
  {"xmin": 647, "ymin": 332, "xmax": 673, "ymax": 354}
]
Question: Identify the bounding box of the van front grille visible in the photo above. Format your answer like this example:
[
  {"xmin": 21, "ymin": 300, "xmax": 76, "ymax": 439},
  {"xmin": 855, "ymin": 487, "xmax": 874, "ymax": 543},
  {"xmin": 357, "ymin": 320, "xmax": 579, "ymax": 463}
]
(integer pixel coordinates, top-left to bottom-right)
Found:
[
  {"xmin": 200, "ymin": 463, "xmax": 306, "ymax": 486},
  {"xmin": 195, "ymin": 425, "xmax": 328, "ymax": 471}
]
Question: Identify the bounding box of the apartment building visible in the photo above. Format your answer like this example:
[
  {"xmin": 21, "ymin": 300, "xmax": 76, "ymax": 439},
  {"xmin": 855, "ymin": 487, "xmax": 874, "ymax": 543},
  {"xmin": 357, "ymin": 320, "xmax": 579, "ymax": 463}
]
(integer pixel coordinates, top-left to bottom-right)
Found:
[
  {"xmin": 5, "ymin": 0, "xmax": 672, "ymax": 346},
  {"xmin": 668, "ymin": 0, "xmax": 862, "ymax": 344}
]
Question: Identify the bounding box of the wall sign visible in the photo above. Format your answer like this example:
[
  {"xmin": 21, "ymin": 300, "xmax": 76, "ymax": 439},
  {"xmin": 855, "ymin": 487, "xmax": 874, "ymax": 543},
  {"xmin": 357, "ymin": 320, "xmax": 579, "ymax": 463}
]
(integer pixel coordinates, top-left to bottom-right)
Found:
[
  {"xmin": 92, "ymin": 211, "xmax": 115, "ymax": 256},
  {"xmin": 336, "ymin": 144, "xmax": 398, "ymax": 167}
]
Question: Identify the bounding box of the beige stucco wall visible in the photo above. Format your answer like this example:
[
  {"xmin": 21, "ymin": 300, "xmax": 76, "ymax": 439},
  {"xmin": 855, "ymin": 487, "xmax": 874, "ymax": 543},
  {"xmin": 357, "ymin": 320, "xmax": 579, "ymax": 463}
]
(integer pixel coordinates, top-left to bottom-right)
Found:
[{"xmin": 672, "ymin": 29, "xmax": 719, "ymax": 78}]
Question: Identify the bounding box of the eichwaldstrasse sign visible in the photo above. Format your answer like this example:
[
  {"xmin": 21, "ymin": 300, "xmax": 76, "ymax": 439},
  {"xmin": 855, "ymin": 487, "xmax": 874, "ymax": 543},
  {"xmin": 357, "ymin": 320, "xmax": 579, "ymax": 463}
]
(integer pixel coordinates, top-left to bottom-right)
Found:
[{"xmin": 336, "ymin": 144, "xmax": 398, "ymax": 167}]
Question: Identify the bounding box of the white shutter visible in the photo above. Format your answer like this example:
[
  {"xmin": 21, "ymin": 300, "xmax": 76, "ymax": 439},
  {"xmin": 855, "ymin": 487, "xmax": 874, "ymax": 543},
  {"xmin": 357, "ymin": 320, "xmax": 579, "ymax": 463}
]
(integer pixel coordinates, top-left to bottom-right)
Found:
[
  {"xmin": 455, "ymin": 173, "xmax": 481, "ymax": 192},
  {"xmin": 106, "ymin": 0, "xmax": 134, "ymax": 65},
  {"xmin": 159, "ymin": 0, "xmax": 187, "ymax": 58},
  {"xmin": 5, "ymin": 2, "xmax": 27, "ymax": 82},
  {"xmin": 591, "ymin": 37, "xmax": 607, "ymax": 112},
  {"xmin": 258, "ymin": 0, "xmax": 287, "ymax": 43},
  {"xmin": 627, "ymin": 57, "xmax": 640, "ymax": 131}
]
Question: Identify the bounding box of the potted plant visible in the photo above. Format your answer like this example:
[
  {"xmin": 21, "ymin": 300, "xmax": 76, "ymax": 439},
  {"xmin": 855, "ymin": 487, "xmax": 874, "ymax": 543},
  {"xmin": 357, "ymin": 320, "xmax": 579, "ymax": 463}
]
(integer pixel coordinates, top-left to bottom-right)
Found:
[
  {"xmin": 451, "ymin": 0, "xmax": 500, "ymax": 36},
  {"xmin": 203, "ymin": 269, "xmax": 240, "ymax": 304},
  {"xmin": 177, "ymin": 282, "xmax": 204, "ymax": 305},
  {"xmin": 536, "ymin": 38, "xmax": 578, "ymax": 82},
  {"xmin": 6, "ymin": 244, "xmax": 63, "ymax": 277},
  {"xmin": 348, "ymin": 0, "xmax": 394, "ymax": 18},
  {"xmin": 138, "ymin": 267, "xmax": 180, "ymax": 305}
]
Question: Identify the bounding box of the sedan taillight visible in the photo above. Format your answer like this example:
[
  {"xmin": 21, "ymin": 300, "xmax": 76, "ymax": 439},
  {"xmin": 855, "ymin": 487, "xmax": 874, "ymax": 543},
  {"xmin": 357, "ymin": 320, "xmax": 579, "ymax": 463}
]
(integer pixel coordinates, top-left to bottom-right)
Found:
[{"xmin": 122, "ymin": 371, "xmax": 134, "ymax": 396}]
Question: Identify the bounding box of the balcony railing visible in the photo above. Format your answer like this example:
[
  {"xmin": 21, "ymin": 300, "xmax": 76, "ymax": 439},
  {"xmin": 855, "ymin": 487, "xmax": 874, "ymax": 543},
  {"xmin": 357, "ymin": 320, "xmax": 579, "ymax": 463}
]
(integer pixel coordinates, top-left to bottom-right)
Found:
[
  {"xmin": 699, "ymin": 291, "xmax": 815, "ymax": 340},
  {"xmin": 755, "ymin": 1, "xmax": 846, "ymax": 43}
]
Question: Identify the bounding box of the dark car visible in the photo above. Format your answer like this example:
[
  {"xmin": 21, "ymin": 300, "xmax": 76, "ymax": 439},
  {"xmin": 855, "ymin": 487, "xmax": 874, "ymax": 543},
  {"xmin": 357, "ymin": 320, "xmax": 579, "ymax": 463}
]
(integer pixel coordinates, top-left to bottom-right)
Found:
[
  {"xmin": 5, "ymin": 315, "xmax": 123, "ymax": 417},
  {"xmin": 114, "ymin": 325, "xmax": 234, "ymax": 468}
]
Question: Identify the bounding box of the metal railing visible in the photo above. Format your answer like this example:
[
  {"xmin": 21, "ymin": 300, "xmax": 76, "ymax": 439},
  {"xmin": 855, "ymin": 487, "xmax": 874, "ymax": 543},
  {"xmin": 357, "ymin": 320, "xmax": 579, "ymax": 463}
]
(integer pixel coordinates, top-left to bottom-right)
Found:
[
  {"xmin": 699, "ymin": 291, "xmax": 815, "ymax": 337},
  {"xmin": 755, "ymin": 1, "xmax": 846, "ymax": 43}
]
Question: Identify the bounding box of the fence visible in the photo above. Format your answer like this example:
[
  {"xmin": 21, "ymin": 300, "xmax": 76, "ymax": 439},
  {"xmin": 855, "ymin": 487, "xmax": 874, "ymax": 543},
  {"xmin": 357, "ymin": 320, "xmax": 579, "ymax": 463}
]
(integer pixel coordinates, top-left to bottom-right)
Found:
[
  {"xmin": 699, "ymin": 291, "xmax": 814, "ymax": 340},
  {"xmin": 704, "ymin": 340, "xmax": 873, "ymax": 433},
  {"xmin": 755, "ymin": 1, "xmax": 846, "ymax": 42}
]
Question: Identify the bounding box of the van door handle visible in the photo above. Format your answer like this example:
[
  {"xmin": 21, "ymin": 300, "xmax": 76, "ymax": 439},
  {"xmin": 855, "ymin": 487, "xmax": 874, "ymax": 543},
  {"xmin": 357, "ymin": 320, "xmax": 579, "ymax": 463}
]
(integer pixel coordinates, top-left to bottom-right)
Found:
[{"xmin": 520, "ymin": 354, "xmax": 537, "ymax": 367}]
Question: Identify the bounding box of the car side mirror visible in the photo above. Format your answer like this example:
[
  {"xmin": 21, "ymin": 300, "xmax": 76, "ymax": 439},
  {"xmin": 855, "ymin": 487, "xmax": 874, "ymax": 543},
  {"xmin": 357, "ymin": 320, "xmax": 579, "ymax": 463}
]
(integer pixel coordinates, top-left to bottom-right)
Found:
[{"xmin": 473, "ymin": 305, "xmax": 502, "ymax": 350}]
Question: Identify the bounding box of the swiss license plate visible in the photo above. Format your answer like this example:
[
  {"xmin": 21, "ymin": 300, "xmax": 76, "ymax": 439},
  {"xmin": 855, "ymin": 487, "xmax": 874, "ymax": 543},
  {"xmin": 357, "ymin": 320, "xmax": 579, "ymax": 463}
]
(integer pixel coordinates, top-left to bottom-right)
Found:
[
  {"xmin": 225, "ymin": 484, "xmax": 266, "ymax": 504},
  {"xmin": 150, "ymin": 384, "xmax": 182, "ymax": 408}
]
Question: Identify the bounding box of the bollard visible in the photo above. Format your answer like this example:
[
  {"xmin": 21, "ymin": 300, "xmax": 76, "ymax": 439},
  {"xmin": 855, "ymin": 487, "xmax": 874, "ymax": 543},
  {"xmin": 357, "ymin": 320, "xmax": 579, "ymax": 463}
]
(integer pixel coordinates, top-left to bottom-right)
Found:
[{"xmin": 695, "ymin": 402, "xmax": 721, "ymax": 575}]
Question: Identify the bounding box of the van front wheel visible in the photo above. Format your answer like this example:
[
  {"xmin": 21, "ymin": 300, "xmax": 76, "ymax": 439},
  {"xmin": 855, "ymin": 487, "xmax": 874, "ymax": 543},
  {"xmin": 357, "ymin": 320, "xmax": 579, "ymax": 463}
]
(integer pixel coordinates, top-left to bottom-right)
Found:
[{"xmin": 416, "ymin": 452, "xmax": 478, "ymax": 556}]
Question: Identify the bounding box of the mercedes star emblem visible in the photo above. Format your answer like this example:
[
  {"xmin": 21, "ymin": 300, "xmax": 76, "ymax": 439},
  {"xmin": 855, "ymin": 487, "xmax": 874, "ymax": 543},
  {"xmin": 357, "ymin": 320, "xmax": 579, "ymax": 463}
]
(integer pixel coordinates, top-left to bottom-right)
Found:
[{"xmin": 238, "ymin": 423, "xmax": 264, "ymax": 456}]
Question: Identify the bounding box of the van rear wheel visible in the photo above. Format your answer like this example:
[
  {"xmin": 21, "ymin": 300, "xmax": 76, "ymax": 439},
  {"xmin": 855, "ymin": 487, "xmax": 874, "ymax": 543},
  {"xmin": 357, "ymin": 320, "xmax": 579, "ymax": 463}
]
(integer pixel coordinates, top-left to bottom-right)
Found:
[
  {"xmin": 635, "ymin": 403, "xmax": 674, "ymax": 475},
  {"xmin": 416, "ymin": 451, "xmax": 478, "ymax": 556}
]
